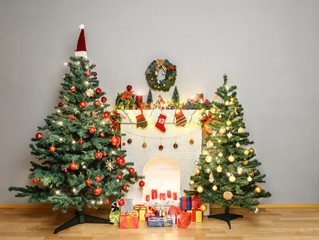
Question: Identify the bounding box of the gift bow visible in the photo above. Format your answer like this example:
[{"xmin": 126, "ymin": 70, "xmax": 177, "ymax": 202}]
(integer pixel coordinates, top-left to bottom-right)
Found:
[
  {"xmin": 156, "ymin": 59, "xmax": 167, "ymax": 72},
  {"xmin": 121, "ymin": 91, "xmax": 135, "ymax": 99}
]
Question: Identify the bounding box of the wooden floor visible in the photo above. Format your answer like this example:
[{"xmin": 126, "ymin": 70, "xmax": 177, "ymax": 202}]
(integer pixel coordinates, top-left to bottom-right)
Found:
[{"xmin": 0, "ymin": 207, "xmax": 318, "ymax": 240}]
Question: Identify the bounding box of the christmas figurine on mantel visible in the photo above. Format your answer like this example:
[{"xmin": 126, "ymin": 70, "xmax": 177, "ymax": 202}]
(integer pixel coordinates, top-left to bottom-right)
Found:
[
  {"xmin": 185, "ymin": 75, "xmax": 271, "ymax": 229},
  {"xmin": 9, "ymin": 24, "xmax": 142, "ymax": 234}
]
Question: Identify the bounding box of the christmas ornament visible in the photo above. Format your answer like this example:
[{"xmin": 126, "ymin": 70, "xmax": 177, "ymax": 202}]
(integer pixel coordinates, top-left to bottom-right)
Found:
[
  {"xmin": 197, "ymin": 186, "xmax": 204, "ymax": 193},
  {"xmin": 79, "ymin": 101, "xmax": 87, "ymax": 108},
  {"xmin": 223, "ymin": 191, "xmax": 233, "ymax": 200},
  {"xmin": 238, "ymin": 127, "xmax": 245, "ymax": 133},
  {"xmin": 212, "ymin": 185, "xmax": 218, "ymax": 191},
  {"xmin": 117, "ymin": 175, "xmax": 123, "ymax": 180},
  {"xmin": 136, "ymin": 110, "xmax": 148, "ymax": 128},
  {"xmin": 86, "ymin": 179, "xmax": 92, "ymax": 186},
  {"xmin": 202, "ymin": 149, "xmax": 209, "ymax": 155},
  {"xmin": 195, "ymin": 168, "xmax": 201, "ymax": 175},
  {"xmin": 139, "ymin": 181, "xmax": 145, "ymax": 187},
  {"xmin": 230, "ymin": 97, "xmax": 235, "ymax": 103},
  {"xmin": 242, "ymin": 159, "xmax": 249, "ymax": 166},
  {"xmin": 236, "ymin": 142, "xmax": 240, "ymax": 148},
  {"xmin": 105, "ymin": 199, "xmax": 110, "ymax": 205},
  {"xmin": 175, "ymin": 108, "xmax": 187, "ymax": 127},
  {"xmin": 173, "ymin": 143, "xmax": 178, "ymax": 149},
  {"xmin": 64, "ymin": 169, "xmax": 67, "ymax": 172},
  {"xmin": 103, "ymin": 152, "xmax": 107, "ymax": 156},
  {"xmin": 227, "ymin": 132, "xmax": 233, "ymax": 138},
  {"xmin": 118, "ymin": 199, "xmax": 125, "ymax": 206},
  {"xmin": 70, "ymin": 86, "xmax": 76, "ymax": 92},
  {"xmin": 129, "ymin": 168, "xmax": 135, "ymax": 174},
  {"xmin": 122, "ymin": 185, "xmax": 128, "ymax": 191},
  {"xmin": 85, "ymin": 71, "xmax": 91, "ymax": 77},
  {"xmin": 219, "ymin": 126, "xmax": 226, "ymax": 134},
  {"xmin": 210, "ymin": 107, "xmax": 217, "ymax": 113},
  {"xmin": 142, "ymin": 142, "xmax": 147, "ymax": 148},
  {"xmin": 228, "ymin": 155, "xmax": 235, "ymax": 162},
  {"xmin": 249, "ymin": 148, "xmax": 255, "ymax": 153},
  {"xmin": 94, "ymin": 187, "xmax": 101, "ymax": 195},
  {"xmin": 255, "ymin": 186, "xmax": 262, "ymax": 193},
  {"xmin": 206, "ymin": 141, "xmax": 213, "ymax": 148},
  {"xmin": 205, "ymin": 155, "xmax": 213, "ymax": 163},
  {"xmin": 94, "ymin": 100, "xmax": 100, "ymax": 106},
  {"xmin": 244, "ymin": 149, "xmax": 250, "ymax": 155},
  {"xmin": 209, "ymin": 172, "xmax": 214, "ymax": 183},
  {"xmin": 247, "ymin": 176, "xmax": 252, "ymax": 182},
  {"xmin": 218, "ymin": 152, "xmax": 223, "ymax": 157},
  {"xmin": 101, "ymin": 97, "xmax": 107, "ymax": 103},
  {"xmin": 100, "ymin": 132, "xmax": 105, "ymax": 137},
  {"xmin": 155, "ymin": 112, "xmax": 167, "ymax": 132},
  {"xmin": 225, "ymin": 100, "xmax": 230, "ymax": 106},
  {"xmin": 49, "ymin": 146, "xmax": 56, "ymax": 152},
  {"xmin": 226, "ymin": 120, "xmax": 232, "ymax": 126},
  {"xmin": 213, "ymin": 95, "xmax": 219, "ymax": 101},
  {"xmin": 86, "ymin": 88, "xmax": 94, "ymax": 97},
  {"xmin": 95, "ymin": 176, "xmax": 102, "ymax": 182},
  {"xmin": 95, "ymin": 151, "xmax": 102, "ymax": 159},
  {"xmin": 126, "ymin": 85, "xmax": 132, "ymax": 91},
  {"xmin": 200, "ymin": 204, "xmax": 207, "ymax": 212},
  {"xmin": 89, "ymin": 127, "xmax": 96, "ymax": 134},
  {"xmin": 111, "ymin": 135, "xmax": 120, "ymax": 147},
  {"xmin": 216, "ymin": 165, "xmax": 223, "ymax": 173},
  {"xmin": 93, "ymin": 115, "xmax": 98, "ymax": 119},
  {"xmin": 122, "ymin": 142, "xmax": 126, "ymax": 146},
  {"xmin": 35, "ymin": 132, "xmax": 43, "ymax": 139},
  {"xmin": 127, "ymin": 138, "xmax": 132, "ymax": 144},
  {"xmin": 58, "ymin": 102, "xmax": 63, "ymax": 107},
  {"xmin": 189, "ymin": 138, "xmax": 194, "ymax": 144},
  {"xmin": 93, "ymin": 72, "xmax": 97, "ymax": 76},
  {"xmin": 116, "ymin": 157, "xmax": 125, "ymax": 166},
  {"xmin": 103, "ymin": 112, "xmax": 110, "ymax": 119},
  {"xmin": 70, "ymin": 162, "xmax": 77, "ymax": 170},
  {"xmin": 78, "ymin": 139, "xmax": 84, "ymax": 145},
  {"xmin": 159, "ymin": 145, "xmax": 164, "ymax": 151},
  {"xmin": 229, "ymin": 175, "xmax": 236, "ymax": 182},
  {"xmin": 96, "ymin": 88, "xmax": 102, "ymax": 94},
  {"xmin": 189, "ymin": 180, "xmax": 194, "ymax": 185}
]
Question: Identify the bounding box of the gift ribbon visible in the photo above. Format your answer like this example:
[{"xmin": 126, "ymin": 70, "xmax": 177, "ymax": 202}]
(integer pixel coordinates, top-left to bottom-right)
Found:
[
  {"xmin": 163, "ymin": 216, "xmax": 167, "ymax": 227},
  {"xmin": 126, "ymin": 215, "xmax": 130, "ymax": 229},
  {"xmin": 156, "ymin": 59, "xmax": 167, "ymax": 72}
]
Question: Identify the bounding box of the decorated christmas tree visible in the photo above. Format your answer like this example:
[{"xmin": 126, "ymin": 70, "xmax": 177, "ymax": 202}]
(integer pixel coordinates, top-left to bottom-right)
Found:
[
  {"xmin": 185, "ymin": 75, "xmax": 270, "ymax": 228},
  {"xmin": 147, "ymin": 89, "xmax": 153, "ymax": 104},
  {"xmin": 172, "ymin": 86, "xmax": 180, "ymax": 106},
  {"xmin": 9, "ymin": 25, "xmax": 142, "ymax": 233}
]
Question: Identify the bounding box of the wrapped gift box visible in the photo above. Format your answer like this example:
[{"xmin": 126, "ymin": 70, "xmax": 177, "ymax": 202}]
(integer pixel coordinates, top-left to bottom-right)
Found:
[
  {"xmin": 187, "ymin": 209, "xmax": 203, "ymax": 222},
  {"xmin": 134, "ymin": 204, "xmax": 147, "ymax": 222},
  {"xmin": 180, "ymin": 196, "xmax": 192, "ymax": 210},
  {"xmin": 178, "ymin": 212, "xmax": 191, "ymax": 228},
  {"xmin": 148, "ymin": 216, "xmax": 173, "ymax": 227},
  {"xmin": 191, "ymin": 196, "xmax": 203, "ymax": 210},
  {"xmin": 145, "ymin": 212, "xmax": 155, "ymax": 221},
  {"xmin": 119, "ymin": 212, "xmax": 138, "ymax": 229},
  {"xmin": 169, "ymin": 206, "xmax": 183, "ymax": 224}
]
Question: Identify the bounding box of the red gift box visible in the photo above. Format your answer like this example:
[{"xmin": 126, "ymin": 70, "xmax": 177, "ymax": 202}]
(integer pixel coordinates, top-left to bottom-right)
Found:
[
  {"xmin": 145, "ymin": 212, "xmax": 155, "ymax": 221},
  {"xmin": 187, "ymin": 209, "xmax": 204, "ymax": 222},
  {"xmin": 178, "ymin": 212, "xmax": 191, "ymax": 228},
  {"xmin": 119, "ymin": 212, "xmax": 138, "ymax": 229},
  {"xmin": 191, "ymin": 196, "xmax": 203, "ymax": 210}
]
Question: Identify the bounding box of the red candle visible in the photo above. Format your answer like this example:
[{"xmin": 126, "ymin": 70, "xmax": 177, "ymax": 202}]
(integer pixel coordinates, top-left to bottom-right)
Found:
[
  {"xmin": 173, "ymin": 192, "xmax": 177, "ymax": 200},
  {"xmin": 146, "ymin": 194, "xmax": 150, "ymax": 202},
  {"xmin": 167, "ymin": 190, "xmax": 172, "ymax": 199},
  {"xmin": 136, "ymin": 95, "xmax": 143, "ymax": 105},
  {"xmin": 160, "ymin": 192, "xmax": 166, "ymax": 201},
  {"xmin": 151, "ymin": 189, "xmax": 158, "ymax": 200}
]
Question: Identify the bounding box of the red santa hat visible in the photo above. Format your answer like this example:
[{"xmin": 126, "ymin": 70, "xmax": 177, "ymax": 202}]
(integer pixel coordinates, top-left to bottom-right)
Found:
[{"xmin": 74, "ymin": 24, "xmax": 87, "ymax": 57}]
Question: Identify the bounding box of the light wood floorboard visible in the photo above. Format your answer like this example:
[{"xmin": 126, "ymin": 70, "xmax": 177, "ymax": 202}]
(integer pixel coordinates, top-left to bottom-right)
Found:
[{"xmin": 0, "ymin": 207, "xmax": 318, "ymax": 240}]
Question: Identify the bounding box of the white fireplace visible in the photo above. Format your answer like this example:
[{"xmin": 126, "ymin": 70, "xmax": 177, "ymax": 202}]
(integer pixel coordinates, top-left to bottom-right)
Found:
[{"xmin": 119, "ymin": 110, "xmax": 202, "ymax": 205}]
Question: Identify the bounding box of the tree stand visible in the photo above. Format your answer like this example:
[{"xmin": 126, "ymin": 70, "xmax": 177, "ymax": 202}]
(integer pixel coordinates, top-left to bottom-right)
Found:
[
  {"xmin": 208, "ymin": 206, "xmax": 243, "ymax": 229},
  {"xmin": 54, "ymin": 210, "xmax": 113, "ymax": 234}
]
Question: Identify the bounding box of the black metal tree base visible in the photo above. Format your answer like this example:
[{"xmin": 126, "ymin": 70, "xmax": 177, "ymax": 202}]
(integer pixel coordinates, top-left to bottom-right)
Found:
[
  {"xmin": 208, "ymin": 206, "xmax": 243, "ymax": 229},
  {"xmin": 54, "ymin": 210, "xmax": 113, "ymax": 234}
]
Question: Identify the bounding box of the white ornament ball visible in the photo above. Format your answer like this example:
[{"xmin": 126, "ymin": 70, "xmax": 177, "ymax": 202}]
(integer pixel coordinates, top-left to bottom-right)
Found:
[{"xmin": 79, "ymin": 24, "xmax": 85, "ymax": 29}]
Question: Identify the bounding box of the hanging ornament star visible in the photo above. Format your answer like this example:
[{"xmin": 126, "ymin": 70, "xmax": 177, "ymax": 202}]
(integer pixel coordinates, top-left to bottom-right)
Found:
[
  {"xmin": 86, "ymin": 88, "xmax": 94, "ymax": 97},
  {"xmin": 227, "ymin": 132, "xmax": 233, "ymax": 138},
  {"xmin": 105, "ymin": 160, "xmax": 114, "ymax": 171}
]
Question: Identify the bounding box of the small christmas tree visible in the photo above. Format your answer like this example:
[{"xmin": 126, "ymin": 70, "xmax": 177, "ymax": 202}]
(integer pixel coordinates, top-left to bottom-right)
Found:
[
  {"xmin": 9, "ymin": 25, "xmax": 142, "ymax": 233},
  {"xmin": 147, "ymin": 89, "xmax": 153, "ymax": 104},
  {"xmin": 185, "ymin": 75, "xmax": 270, "ymax": 228},
  {"xmin": 172, "ymin": 86, "xmax": 180, "ymax": 106}
]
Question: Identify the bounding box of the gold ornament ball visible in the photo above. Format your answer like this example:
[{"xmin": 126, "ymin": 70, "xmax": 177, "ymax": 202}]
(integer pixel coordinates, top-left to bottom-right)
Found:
[
  {"xmin": 207, "ymin": 141, "xmax": 214, "ymax": 148},
  {"xmin": 236, "ymin": 142, "xmax": 240, "ymax": 148},
  {"xmin": 197, "ymin": 186, "xmax": 204, "ymax": 193},
  {"xmin": 205, "ymin": 155, "xmax": 213, "ymax": 163},
  {"xmin": 238, "ymin": 127, "xmax": 245, "ymax": 133},
  {"xmin": 219, "ymin": 126, "xmax": 226, "ymax": 134},
  {"xmin": 249, "ymin": 172, "xmax": 255, "ymax": 177},
  {"xmin": 202, "ymin": 149, "xmax": 209, "ymax": 155},
  {"xmin": 218, "ymin": 152, "xmax": 223, "ymax": 158},
  {"xmin": 255, "ymin": 186, "xmax": 262, "ymax": 194},
  {"xmin": 226, "ymin": 120, "xmax": 232, "ymax": 126},
  {"xmin": 211, "ymin": 107, "xmax": 217, "ymax": 113},
  {"xmin": 212, "ymin": 185, "xmax": 218, "ymax": 191},
  {"xmin": 230, "ymin": 97, "xmax": 235, "ymax": 103},
  {"xmin": 195, "ymin": 168, "xmax": 201, "ymax": 175},
  {"xmin": 229, "ymin": 175, "xmax": 236, "ymax": 182},
  {"xmin": 201, "ymin": 112, "xmax": 207, "ymax": 118},
  {"xmin": 216, "ymin": 165, "xmax": 223, "ymax": 173},
  {"xmin": 142, "ymin": 142, "xmax": 147, "ymax": 148},
  {"xmin": 200, "ymin": 204, "xmax": 207, "ymax": 212},
  {"xmin": 223, "ymin": 191, "xmax": 233, "ymax": 200},
  {"xmin": 249, "ymin": 148, "xmax": 255, "ymax": 153},
  {"xmin": 242, "ymin": 159, "xmax": 249, "ymax": 166},
  {"xmin": 225, "ymin": 100, "xmax": 230, "ymax": 106},
  {"xmin": 189, "ymin": 138, "xmax": 194, "ymax": 145},
  {"xmin": 244, "ymin": 149, "xmax": 250, "ymax": 155},
  {"xmin": 189, "ymin": 180, "xmax": 195, "ymax": 185},
  {"xmin": 228, "ymin": 155, "xmax": 235, "ymax": 162}
]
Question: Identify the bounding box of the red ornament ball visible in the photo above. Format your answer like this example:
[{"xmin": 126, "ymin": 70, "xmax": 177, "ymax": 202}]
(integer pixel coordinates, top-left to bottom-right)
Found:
[
  {"xmin": 159, "ymin": 145, "xmax": 164, "ymax": 151},
  {"xmin": 85, "ymin": 71, "xmax": 91, "ymax": 77},
  {"xmin": 78, "ymin": 139, "xmax": 84, "ymax": 145},
  {"xmin": 150, "ymin": 77, "xmax": 154, "ymax": 81},
  {"xmin": 118, "ymin": 199, "xmax": 125, "ymax": 206},
  {"xmin": 70, "ymin": 162, "xmax": 77, "ymax": 170},
  {"xmin": 103, "ymin": 152, "xmax": 107, "ymax": 157},
  {"xmin": 94, "ymin": 100, "xmax": 100, "ymax": 106},
  {"xmin": 95, "ymin": 175, "xmax": 102, "ymax": 182},
  {"xmin": 35, "ymin": 132, "xmax": 43, "ymax": 139},
  {"xmin": 58, "ymin": 102, "xmax": 63, "ymax": 107},
  {"xmin": 70, "ymin": 86, "xmax": 76, "ymax": 92},
  {"xmin": 79, "ymin": 101, "xmax": 87, "ymax": 108},
  {"xmin": 100, "ymin": 132, "xmax": 105, "ymax": 137},
  {"xmin": 64, "ymin": 168, "xmax": 68, "ymax": 172},
  {"xmin": 33, "ymin": 179, "xmax": 37, "ymax": 183},
  {"xmin": 95, "ymin": 151, "xmax": 102, "ymax": 159},
  {"xmin": 139, "ymin": 181, "xmax": 145, "ymax": 187},
  {"xmin": 111, "ymin": 135, "xmax": 120, "ymax": 147},
  {"xmin": 168, "ymin": 65, "xmax": 174, "ymax": 70},
  {"xmin": 126, "ymin": 85, "xmax": 132, "ymax": 91},
  {"xmin": 117, "ymin": 175, "xmax": 123, "ymax": 180},
  {"xmin": 103, "ymin": 112, "xmax": 110, "ymax": 119},
  {"xmin": 112, "ymin": 110, "xmax": 118, "ymax": 115},
  {"xmin": 93, "ymin": 115, "xmax": 98, "ymax": 119},
  {"xmin": 36, "ymin": 178, "xmax": 40, "ymax": 181},
  {"xmin": 94, "ymin": 72, "xmax": 97, "ymax": 76},
  {"xmin": 86, "ymin": 179, "xmax": 92, "ymax": 186},
  {"xmin": 105, "ymin": 199, "xmax": 110, "ymax": 205},
  {"xmin": 122, "ymin": 185, "xmax": 128, "ymax": 191},
  {"xmin": 49, "ymin": 146, "xmax": 56, "ymax": 152},
  {"xmin": 135, "ymin": 178, "xmax": 139, "ymax": 182},
  {"xmin": 101, "ymin": 97, "xmax": 107, "ymax": 103},
  {"xmin": 116, "ymin": 157, "xmax": 125, "ymax": 166},
  {"xmin": 89, "ymin": 127, "xmax": 96, "ymax": 134},
  {"xmin": 129, "ymin": 168, "xmax": 135, "ymax": 174},
  {"xmin": 94, "ymin": 187, "xmax": 102, "ymax": 195},
  {"xmin": 122, "ymin": 142, "xmax": 126, "ymax": 146},
  {"xmin": 96, "ymin": 88, "xmax": 102, "ymax": 95}
]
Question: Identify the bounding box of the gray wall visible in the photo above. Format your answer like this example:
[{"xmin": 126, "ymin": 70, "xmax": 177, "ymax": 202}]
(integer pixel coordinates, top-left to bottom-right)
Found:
[{"xmin": 1, "ymin": 0, "xmax": 318, "ymax": 204}]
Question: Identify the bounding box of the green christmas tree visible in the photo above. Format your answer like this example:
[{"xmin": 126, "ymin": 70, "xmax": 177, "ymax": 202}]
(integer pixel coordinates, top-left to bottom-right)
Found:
[
  {"xmin": 185, "ymin": 75, "xmax": 270, "ymax": 227},
  {"xmin": 9, "ymin": 26, "xmax": 142, "ymax": 233},
  {"xmin": 172, "ymin": 86, "xmax": 180, "ymax": 106},
  {"xmin": 147, "ymin": 88, "xmax": 153, "ymax": 104}
]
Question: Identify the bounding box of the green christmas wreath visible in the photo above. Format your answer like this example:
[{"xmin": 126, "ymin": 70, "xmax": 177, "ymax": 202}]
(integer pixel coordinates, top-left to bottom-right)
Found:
[{"xmin": 145, "ymin": 59, "xmax": 177, "ymax": 92}]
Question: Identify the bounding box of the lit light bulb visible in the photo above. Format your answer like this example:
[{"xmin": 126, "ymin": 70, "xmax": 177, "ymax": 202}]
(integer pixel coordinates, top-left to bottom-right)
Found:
[
  {"xmin": 91, "ymin": 200, "xmax": 95, "ymax": 204},
  {"xmin": 85, "ymin": 81, "xmax": 89, "ymax": 85},
  {"xmin": 247, "ymin": 176, "xmax": 252, "ymax": 182},
  {"xmin": 64, "ymin": 62, "xmax": 68, "ymax": 66},
  {"xmin": 206, "ymin": 168, "xmax": 211, "ymax": 173},
  {"xmin": 58, "ymin": 121, "xmax": 63, "ymax": 125},
  {"xmin": 59, "ymin": 138, "xmax": 63, "ymax": 141},
  {"xmin": 99, "ymin": 200, "xmax": 103, "ymax": 205},
  {"xmin": 55, "ymin": 190, "xmax": 60, "ymax": 195},
  {"xmin": 57, "ymin": 109, "xmax": 61, "ymax": 113},
  {"xmin": 227, "ymin": 172, "xmax": 231, "ymax": 176},
  {"xmin": 72, "ymin": 140, "xmax": 76, "ymax": 144},
  {"xmin": 82, "ymin": 165, "xmax": 86, "ymax": 169},
  {"xmin": 72, "ymin": 188, "xmax": 76, "ymax": 192}
]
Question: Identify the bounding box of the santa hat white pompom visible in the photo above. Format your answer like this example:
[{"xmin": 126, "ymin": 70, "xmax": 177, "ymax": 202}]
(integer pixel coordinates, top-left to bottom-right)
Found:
[{"xmin": 79, "ymin": 24, "xmax": 85, "ymax": 29}]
